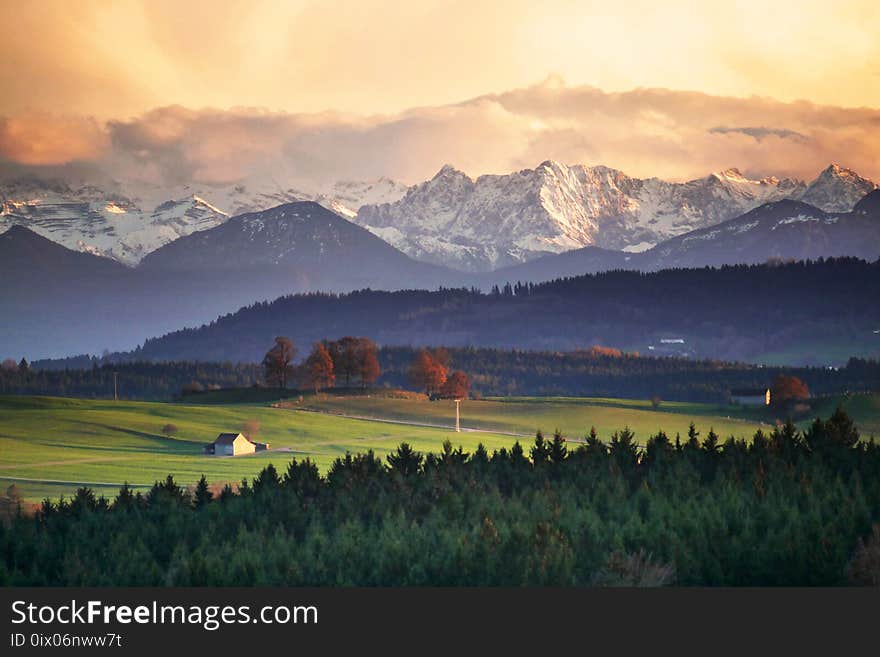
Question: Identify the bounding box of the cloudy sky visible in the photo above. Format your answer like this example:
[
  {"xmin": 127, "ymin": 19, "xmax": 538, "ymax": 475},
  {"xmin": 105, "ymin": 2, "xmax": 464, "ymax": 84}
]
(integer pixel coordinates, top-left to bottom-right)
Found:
[{"xmin": 1, "ymin": 0, "xmax": 878, "ymax": 184}]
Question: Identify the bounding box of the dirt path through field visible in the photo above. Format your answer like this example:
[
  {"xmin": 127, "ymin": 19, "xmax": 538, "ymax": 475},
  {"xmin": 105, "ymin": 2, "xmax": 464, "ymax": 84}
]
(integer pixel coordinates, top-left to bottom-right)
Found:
[{"xmin": 291, "ymin": 407, "xmax": 534, "ymax": 438}]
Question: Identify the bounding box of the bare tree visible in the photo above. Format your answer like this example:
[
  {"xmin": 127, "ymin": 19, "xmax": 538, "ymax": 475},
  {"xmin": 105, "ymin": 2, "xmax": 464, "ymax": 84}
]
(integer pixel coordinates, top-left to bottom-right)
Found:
[{"xmin": 241, "ymin": 418, "xmax": 261, "ymax": 440}]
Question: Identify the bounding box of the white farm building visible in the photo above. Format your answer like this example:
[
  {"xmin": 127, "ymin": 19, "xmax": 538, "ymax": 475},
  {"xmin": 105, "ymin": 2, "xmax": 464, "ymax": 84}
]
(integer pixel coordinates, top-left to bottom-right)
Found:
[
  {"xmin": 204, "ymin": 433, "xmax": 269, "ymax": 456},
  {"xmin": 729, "ymin": 387, "xmax": 771, "ymax": 406}
]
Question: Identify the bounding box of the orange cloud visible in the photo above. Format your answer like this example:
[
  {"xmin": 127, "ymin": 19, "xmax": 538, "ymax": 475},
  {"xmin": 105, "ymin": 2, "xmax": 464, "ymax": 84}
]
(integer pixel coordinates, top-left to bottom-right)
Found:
[
  {"xmin": 0, "ymin": 82, "xmax": 878, "ymax": 186},
  {"xmin": 0, "ymin": 115, "xmax": 109, "ymax": 166}
]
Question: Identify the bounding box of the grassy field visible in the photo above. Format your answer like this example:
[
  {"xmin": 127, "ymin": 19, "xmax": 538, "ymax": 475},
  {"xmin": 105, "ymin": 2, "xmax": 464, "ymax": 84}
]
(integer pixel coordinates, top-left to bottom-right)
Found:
[
  {"xmin": 301, "ymin": 395, "xmax": 773, "ymax": 439},
  {"xmin": 303, "ymin": 393, "xmax": 880, "ymax": 438},
  {"xmin": 0, "ymin": 395, "xmax": 518, "ymax": 502},
  {"xmin": 810, "ymin": 392, "xmax": 880, "ymax": 437},
  {"xmin": 1, "ymin": 392, "xmax": 876, "ymax": 502}
]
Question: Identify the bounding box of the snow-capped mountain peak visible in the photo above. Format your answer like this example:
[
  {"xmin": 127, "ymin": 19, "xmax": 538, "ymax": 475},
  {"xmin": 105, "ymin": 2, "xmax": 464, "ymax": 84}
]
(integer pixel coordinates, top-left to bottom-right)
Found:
[
  {"xmin": 713, "ymin": 167, "xmax": 747, "ymax": 181},
  {"xmin": 799, "ymin": 163, "xmax": 877, "ymax": 212},
  {"xmin": 435, "ymin": 163, "xmax": 469, "ymax": 178}
]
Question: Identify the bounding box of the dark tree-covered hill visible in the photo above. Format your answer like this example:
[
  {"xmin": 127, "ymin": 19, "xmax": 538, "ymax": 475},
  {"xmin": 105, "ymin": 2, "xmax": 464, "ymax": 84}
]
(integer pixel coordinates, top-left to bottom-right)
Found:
[{"xmin": 127, "ymin": 258, "xmax": 880, "ymax": 366}]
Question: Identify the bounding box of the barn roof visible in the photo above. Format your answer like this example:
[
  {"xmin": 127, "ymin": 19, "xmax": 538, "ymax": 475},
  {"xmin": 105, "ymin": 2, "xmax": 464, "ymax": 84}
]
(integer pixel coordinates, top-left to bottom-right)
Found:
[
  {"xmin": 730, "ymin": 387, "xmax": 769, "ymax": 397},
  {"xmin": 213, "ymin": 432, "xmax": 248, "ymax": 445}
]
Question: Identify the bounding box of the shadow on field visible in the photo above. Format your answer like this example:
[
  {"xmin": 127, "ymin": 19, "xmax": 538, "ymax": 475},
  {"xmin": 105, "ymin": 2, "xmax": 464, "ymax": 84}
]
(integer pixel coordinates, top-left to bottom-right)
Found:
[{"xmin": 70, "ymin": 423, "xmax": 208, "ymax": 453}]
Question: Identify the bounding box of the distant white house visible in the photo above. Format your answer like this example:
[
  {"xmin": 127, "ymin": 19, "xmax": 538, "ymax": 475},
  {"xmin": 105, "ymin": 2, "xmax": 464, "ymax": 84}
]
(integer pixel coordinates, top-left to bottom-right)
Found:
[
  {"xmin": 729, "ymin": 387, "xmax": 771, "ymax": 406},
  {"xmin": 204, "ymin": 433, "xmax": 269, "ymax": 456}
]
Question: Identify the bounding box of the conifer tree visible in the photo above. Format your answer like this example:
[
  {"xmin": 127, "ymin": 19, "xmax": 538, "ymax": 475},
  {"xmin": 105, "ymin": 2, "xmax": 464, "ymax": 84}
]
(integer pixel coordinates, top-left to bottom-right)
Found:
[
  {"xmin": 387, "ymin": 443, "xmax": 423, "ymax": 478},
  {"xmin": 549, "ymin": 430, "xmax": 568, "ymax": 465},
  {"xmin": 531, "ymin": 431, "xmax": 550, "ymax": 465},
  {"xmin": 194, "ymin": 475, "xmax": 213, "ymax": 509}
]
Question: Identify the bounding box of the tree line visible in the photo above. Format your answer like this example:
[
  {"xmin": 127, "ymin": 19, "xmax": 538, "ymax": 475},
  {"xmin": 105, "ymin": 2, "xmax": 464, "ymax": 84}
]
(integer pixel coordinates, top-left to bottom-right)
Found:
[
  {"xmin": 1, "ymin": 408, "xmax": 878, "ymax": 586},
  {"xmin": 3, "ymin": 349, "xmax": 878, "ymax": 403},
  {"xmin": 0, "ymin": 360, "xmax": 261, "ymax": 400},
  {"xmin": 261, "ymin": 338, "xmax": 471, "ymax": 399},
  {"xmin": 260, "ymin": 336, "xmax": 382, "ymax": 393}
]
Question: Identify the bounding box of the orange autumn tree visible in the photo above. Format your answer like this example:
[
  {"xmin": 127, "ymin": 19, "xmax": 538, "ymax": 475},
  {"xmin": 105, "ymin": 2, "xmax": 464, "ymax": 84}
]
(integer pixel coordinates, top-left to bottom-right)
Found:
[
  {"xmin": 326, "ymin": 336, "xmax": 360, "ymax": 387},
  {"xmin": 439, "ymin": 370, "xmax": 470, "ymax": 399},
  {"xmin": 408, "ymin": 348, "xmax": 448, "ymax": 396},
  {"xmin": 305, "ymin": 343, "xmax": 335, "ymax": 393},
  {"xmin": 772, "ymin": 375, "xmax": 810, "ymax": 405},
  {"xmin": 356, "ymin": 337, "xmax": 381, "ymax": 388}
]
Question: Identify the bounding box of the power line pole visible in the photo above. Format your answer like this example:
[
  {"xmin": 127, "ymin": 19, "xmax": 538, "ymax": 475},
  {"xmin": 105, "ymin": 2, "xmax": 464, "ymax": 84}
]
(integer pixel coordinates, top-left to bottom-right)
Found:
[
  {"xmin": 454, "ymin": 399, "xmax": 461, "ymax": 432},
  {"xmin": 113, "ymin": 371, "xmax": 118, "ymax": 401}
]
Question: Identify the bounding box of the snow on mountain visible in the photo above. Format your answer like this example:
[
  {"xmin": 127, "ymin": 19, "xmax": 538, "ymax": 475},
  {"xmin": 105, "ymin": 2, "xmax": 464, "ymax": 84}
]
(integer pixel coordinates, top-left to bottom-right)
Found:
[
  {"xmin": 354, "ymin": 161, "xmax": 816, "ymax": 271},
  {"xmin": 482, "ymin": 190, "xmax": 880, "ymax": 286},
  {"xmin": 318, "ymin": 178, "xmax": 410, "ymax": 218},
  {"xmin": 140, "ymin": 200, "xmax": 441, "ymax": 274},
  {"xmin": 798, "ymin": 164, "xmax": 877, "ymax": 212},
  {"xmin": 0, "ymin": 160, "xmax": 872, "ymax": 272},
  {"xmin": 0, "ymin": 173, "xmax": 407, "ymax": 265},
  {"xmin": 643, "ymin": 196, "xmax": 880, "ymax": 270},
  {"xmin": 0, "ymin": 189, "xmax": 229, "ymax": 265}
]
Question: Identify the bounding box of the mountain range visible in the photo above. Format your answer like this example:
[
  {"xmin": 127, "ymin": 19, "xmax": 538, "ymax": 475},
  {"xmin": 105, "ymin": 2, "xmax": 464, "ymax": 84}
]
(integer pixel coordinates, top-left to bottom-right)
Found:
[
  {"xmin": 1, "ymin": 162, "xmax": 874, "ymax": 272},
  {"xmin": 355, "ymin": 162, "xmax": 876, "ymax": 271},
  {"xmin": 3, "ymin": 188, "xmax": 880, "ymax": 361},
  {"xmin": 0, "ymin": 169, "xmax": 407, "ymax": 264},
  {"xmin": 2, "ymin": 153, "xmax": 880, "ymax": 363}
]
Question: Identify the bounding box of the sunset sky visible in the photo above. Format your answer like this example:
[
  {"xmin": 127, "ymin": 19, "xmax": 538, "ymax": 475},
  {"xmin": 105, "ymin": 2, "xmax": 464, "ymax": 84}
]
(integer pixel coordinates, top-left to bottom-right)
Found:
[{"xmin": 1, "ymin": 0, "xmax": 878, "ymax": 183}]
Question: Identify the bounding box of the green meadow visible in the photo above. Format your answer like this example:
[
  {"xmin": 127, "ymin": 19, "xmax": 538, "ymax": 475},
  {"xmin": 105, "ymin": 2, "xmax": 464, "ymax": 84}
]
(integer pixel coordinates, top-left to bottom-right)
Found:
[
  {"xmin": 302, "ymin": 394, "xmax": 776, "ymax": 439},
  {"xmin": 1, "ymin": 392, "xmax": 876, "ymax": 502},
  {"xmin": 0, "ymin": 395, "xmax": 515, "ymax": 502}
]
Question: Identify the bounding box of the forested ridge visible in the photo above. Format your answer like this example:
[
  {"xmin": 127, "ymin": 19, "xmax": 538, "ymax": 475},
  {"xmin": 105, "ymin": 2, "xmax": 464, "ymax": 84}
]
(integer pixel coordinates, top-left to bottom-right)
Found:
[
  {"xmin": 2, "ymin": 409, "xmax": 878, "ymax": 586},
  {"xmin": 122, "ymin": 258, "xmax": 880, "ymax": 364}
]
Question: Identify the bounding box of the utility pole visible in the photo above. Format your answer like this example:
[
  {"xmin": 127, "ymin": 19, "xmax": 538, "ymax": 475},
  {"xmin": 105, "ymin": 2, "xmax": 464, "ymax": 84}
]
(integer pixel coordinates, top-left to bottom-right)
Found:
[
  {"xmin": 454, "ymin": 399, "xmax": 461, "ymax": 432},
  {"xmin": 113, "ymin": 371, "xmax": 118, "ymax": 401}
]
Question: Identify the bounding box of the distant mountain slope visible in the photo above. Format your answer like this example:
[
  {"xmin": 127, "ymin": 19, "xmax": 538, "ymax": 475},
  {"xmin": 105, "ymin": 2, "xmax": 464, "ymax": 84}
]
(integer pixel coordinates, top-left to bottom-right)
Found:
[
  {"xmin": 355, "ymin": 162, "xmax": 875, "ymax": 271},
  {"xmin": 139, "ymin": 201, "xmax": 457, "ymax": 288},
  {"xmin": 646, "ymin": 197, "xmax": 880, "ymax": 270},
  {"xmin": 128, "ymin": 258, "xmax": 880, "ymax": 366},
  {"xmin": 1, "ymin": 203, "xmax": 463, "ymax": 359},
  {"xmin": 135, "ymin": 202, "xmax": 465, "ymax": 332},
  {"xmin": 0, "ymin": 226, "xmax": 141, "ymax": 359},
  {"xmin": 0, "ymin": 224, "xmax": 127, "ymax": 279}
]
